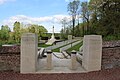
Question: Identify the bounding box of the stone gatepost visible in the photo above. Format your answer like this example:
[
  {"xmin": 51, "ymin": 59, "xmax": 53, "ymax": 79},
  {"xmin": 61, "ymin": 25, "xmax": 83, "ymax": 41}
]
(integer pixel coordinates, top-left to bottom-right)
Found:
[
  {"xmin": 21, "ymin": 33, "xmax": 38, "ymax": 73},
  {"xmin": 71, "ymin": 50, "xmax": 77, "ymax": 70},
  {"xmin": 46, "ymin": 50, "xmax": 52, "ymax": 69},
  {"xmin": 82, "ymin": 35, "xmax": 102, "ymax": 72}
]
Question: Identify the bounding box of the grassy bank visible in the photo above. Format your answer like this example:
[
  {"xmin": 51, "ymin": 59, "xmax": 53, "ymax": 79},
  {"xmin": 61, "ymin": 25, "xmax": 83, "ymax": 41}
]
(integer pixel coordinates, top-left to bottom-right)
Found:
[
  {"xmin": 67, "ymin": 41, "xmax": 83, "ymax": 52},
  {"xmin": 52, "ymin": 40, "xmax": 81, "ymax": 52},
  {"xmin": 38, "ymin": 43, "xmax": 51, "ymax": 48}
]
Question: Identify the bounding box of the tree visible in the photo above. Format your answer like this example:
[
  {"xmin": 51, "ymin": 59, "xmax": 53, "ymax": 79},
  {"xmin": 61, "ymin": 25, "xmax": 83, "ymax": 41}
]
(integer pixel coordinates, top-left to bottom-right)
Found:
[
  {"xmin": 68, "ymin": 0, "xmax": 80, "ymax": 36},
  {"xmin": 61, "ymin": 17, "xmax": 68, "ymax": 34},
  {"xmin": 28, "ymin": 24, "xmax": 48, "ymax": 38},
  {"xmin": 0, "ymin": 25, "xmax": 10, "ymax": 41},
  {"xmin": 36, "ymin": 25, "xmax": 48, "ymax": 37},
  {"xmin": 81, "ymin": 2, "xmax": 90, "ymax": 34},
  {"xmin": 13, "ymin": 21, "xmax": 21, "ymax": 43},
  {"xmin": 28, "ymin": 25, "xmax": 35, "ymax": 33},
  {"xmin": 74, "ymin": 24, "xmax": 81, "ymax": 37},
  {"xmin": 98, "ymin": 0, "xmax": 120, "ymax": 35},
  {"xmin": 88, "ymin": 0, "xmax": 120, "ymax": 40},
  {"xmin": 89, "ymin": 0, "xmax": 103, "ymax": 34}
]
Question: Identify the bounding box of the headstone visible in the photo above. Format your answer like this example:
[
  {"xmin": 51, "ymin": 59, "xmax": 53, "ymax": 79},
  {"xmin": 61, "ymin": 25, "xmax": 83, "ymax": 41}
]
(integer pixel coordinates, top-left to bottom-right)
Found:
[
  {"xmin": 82, "ymin": 35, "xmax": 102, "ymax": 72},
  {"xmin": 21, "ymin": 33, "xmax": 38, "ymax": 73},
  {"xmin": 68, "ymin": 35, "xmax": 72, "ymax": 40}
]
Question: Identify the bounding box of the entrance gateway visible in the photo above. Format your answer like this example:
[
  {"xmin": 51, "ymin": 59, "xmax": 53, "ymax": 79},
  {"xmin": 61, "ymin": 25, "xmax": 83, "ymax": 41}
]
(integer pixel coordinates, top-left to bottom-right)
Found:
[{"xmin": 20, "ymin": 33, "xmax": 102, "ymax": 73}]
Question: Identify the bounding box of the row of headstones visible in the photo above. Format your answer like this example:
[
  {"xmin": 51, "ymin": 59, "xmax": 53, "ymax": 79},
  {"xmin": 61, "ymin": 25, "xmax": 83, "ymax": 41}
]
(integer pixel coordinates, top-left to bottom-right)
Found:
[
  {"xmin": 44, "ymin": 35, "xmax": 78, "ymax": 51},
  {"xmin": 21, "ymin": 33, "xmax": 102, "ymax": 73},
  {"xmin": 45, "ymin": 39, "xmax": 78, "ymax": 51},
  {"xmin": 60, "ymin": 40, "xmax": 82, "ymax": 52}
]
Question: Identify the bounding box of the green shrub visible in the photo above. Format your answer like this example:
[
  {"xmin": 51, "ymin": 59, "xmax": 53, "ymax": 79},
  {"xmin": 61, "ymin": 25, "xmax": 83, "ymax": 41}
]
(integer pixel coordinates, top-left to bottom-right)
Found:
[
  {"xmin": 0, "ymin": 41, "xmax": 5, "ymax": 47},
  {"xmin": 0, "ymin": 42, "xmax": 2, "ymax": 47},
  {"xmin": 103, "ymin": 35, "xmax": 120, "ymax": 41},
  {"xmin": 7, "ymin": 40, "xmax": 16, "ymax": 44}
]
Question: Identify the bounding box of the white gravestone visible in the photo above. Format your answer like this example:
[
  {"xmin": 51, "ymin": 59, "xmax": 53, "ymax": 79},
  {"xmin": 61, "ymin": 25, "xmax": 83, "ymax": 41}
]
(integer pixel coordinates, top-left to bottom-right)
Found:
[
  {"xmin": 82, "ymin": 35, "xmax": 102, "ymax": 72},
  {"xmin": 68, "ymin": 35, "xmax": 72, "ymax": 40},
  {"xmin": 21, "ymin": 33, "xmax": 38, "ymax": 73}
]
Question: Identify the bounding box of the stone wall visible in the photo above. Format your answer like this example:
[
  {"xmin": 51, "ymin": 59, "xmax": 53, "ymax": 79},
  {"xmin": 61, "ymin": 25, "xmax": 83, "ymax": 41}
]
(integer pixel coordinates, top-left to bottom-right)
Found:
[
  {"xmin": 0, "ymin": 46, "xmax": 20, "ymax": 72},
  {"xmin": 102, "ymin": 40, "xmax": 120, "ymax": 69},
  {"xmin": 0, "ymin": 41, "xmax": 120, "ymax": 72}
]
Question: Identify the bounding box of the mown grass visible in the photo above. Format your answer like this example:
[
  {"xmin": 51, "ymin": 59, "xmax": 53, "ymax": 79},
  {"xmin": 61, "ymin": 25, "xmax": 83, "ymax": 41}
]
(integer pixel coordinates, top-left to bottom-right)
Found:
[
  {"xmin": 52, "ymin": 40, "xmax": 80, "ymax": 52},
  {"xmin": 38, "ymin": 43, "xmax": 51, "ymax": 48},
  {"xmin": 67, "ymin": 41, "xmax": 83, "ymax": 52},
  {"xmin": 52, "ymin": 43, "xmax": 70, "ymax": 52}
]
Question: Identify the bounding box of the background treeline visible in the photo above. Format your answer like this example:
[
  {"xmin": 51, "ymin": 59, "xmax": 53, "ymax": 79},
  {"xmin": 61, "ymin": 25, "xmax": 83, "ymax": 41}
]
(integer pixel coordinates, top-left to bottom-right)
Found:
[
  {"xmin": 0, "ymin": 0, "xmax": 120, "ymax": 46},
  {"xmin": 61, "ymin": 0, "xmax": 120, "ymax": 40},
  {"xmin": 0, "ymin": 21, "xmax": 48, "ymax": 46}
]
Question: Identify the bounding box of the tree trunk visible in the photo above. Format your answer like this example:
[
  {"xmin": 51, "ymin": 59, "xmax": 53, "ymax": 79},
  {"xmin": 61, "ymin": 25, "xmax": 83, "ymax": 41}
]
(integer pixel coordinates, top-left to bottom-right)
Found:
[{"xmin": 72, "ymin": 17, "xmax": 75, "ymax": 36}]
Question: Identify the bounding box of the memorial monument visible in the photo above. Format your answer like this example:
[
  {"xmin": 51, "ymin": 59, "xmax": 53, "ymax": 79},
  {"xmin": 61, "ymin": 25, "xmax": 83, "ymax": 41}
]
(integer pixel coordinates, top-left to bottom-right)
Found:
[
  {"xmin": 21, "ymin": 33, "xmax": 38, "ymax": 73},
  {"xmin": 82, "ymin": 35, "xmax": 102, "ymax": 72},
  {"xmin": 46, "ymin": 26, "xmax": 56, "ymax": 45}
]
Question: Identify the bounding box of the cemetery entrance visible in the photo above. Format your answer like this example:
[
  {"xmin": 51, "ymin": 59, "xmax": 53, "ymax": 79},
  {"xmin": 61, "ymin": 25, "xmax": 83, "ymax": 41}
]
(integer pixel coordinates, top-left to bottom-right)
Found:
[
  {"xmin": 20, "ymin": 33, "xmax": 102, "ymax": 73},
  {"xmin": 37, "ymin": 50, "xmax": 85, "ymax": 73}
]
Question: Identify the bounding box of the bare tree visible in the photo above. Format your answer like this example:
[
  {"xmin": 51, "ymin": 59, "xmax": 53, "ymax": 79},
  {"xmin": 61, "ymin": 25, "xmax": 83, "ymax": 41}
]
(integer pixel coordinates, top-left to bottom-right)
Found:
[
  {"xmin": 68, "ymin": 0, "xmax": 80, "ymax": 36},
  {"xmin": 61, "ymin": 17, "xmax": 68, "ymax": 33},
  {"xmin": 81, "ymin": 2, "xmax": 90, "ymax": 34}
]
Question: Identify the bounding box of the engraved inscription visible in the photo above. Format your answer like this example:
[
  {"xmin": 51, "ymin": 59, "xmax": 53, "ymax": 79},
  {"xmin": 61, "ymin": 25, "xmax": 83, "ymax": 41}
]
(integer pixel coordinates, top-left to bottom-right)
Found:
[{"xmin": 22, "ymin": 37, "xmax": 35, "ymax": 44}]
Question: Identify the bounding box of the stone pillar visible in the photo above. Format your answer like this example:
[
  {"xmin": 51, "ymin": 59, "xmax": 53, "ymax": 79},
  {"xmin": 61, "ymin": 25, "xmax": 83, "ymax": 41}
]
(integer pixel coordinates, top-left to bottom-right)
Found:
[
  {"xmin": 46, "ymin": 50, "xmax": 52, "ymax": 69},
  {"xmin": 21, "ymin": 33, "xmax": 38, "ymax": 73},
  {"xmin": 82, "ymin": 35, "xmax": 102, "ymax": 72},
  {"xmin": 71, "ymin": 50, "xmax": 77, "ymax": 70},
  {"xmin": 51, "ymin": 26, "xmax": 55, "ymax": 39}
]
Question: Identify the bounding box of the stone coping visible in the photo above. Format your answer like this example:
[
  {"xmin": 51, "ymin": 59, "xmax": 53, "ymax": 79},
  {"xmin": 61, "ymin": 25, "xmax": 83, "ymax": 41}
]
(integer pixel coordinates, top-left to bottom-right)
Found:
[
  {"xmin": 102, "ymin": 40, "xmax": 120, "ymax": 48},
  {"xmin": 0, "ymin": 46, "xmax": 20, "ymax": 54}
]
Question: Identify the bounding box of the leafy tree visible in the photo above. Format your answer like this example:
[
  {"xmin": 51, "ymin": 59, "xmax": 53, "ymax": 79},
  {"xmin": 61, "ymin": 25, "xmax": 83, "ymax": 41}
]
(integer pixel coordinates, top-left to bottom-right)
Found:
[
  {"xmin": 13, "ymin": 21, "xmax": 21, "ymax": 43},
  {"xmin": 74, "ymin": 25, "xmax": 81, "ymax": 37},
  {"xmin": 36, "ymin": 25, "xmax": 48, "ymax": 37},
  {"xmin": 28, "ymin": 24, "xmax": 48, "ymax": 38},
  {"xmin": 28, "ymin": 25, "xmax": 35, "ymax": 33},
  {"xmin": 65, "ymin": 0, "xmax": 120, "ymax": 40},
  {"xmin": 0, "ymin": 25, "xmax": 10, "ymax": 41},
  {"xmin": 98, "ymin": 0, "xmax": 120, "ymax": 35},
  {"xmin": 88, "ymin": 0, "xmax": 120, "ymax": 40},
  {"xmin": 20, "ymin": 23, "xmax": 29, "ymax": 34}
]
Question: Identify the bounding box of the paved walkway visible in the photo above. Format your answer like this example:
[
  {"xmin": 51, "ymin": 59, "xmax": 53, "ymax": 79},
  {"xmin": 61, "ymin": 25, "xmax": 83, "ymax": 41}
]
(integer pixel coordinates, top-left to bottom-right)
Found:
[{"xmin": 37, "ymin": 52, "xmax": 86, "ymax": 73}]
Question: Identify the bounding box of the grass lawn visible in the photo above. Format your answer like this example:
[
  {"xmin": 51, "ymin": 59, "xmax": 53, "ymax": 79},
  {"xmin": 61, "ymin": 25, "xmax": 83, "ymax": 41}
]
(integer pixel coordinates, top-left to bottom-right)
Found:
[
  {"xmin": 52, "ymin": 40, "xmax": 80, "ymax": 52},
  {"xmin": 52, "ymin": 43, "xmax": 70, "ymax": 52},
  {"xmin": 38, "ymin": 43, "xmax": 51, "ymax": 48},
  {"xmin": 67, "ymin": 41, "xmax": 83, "ymax": 52}
]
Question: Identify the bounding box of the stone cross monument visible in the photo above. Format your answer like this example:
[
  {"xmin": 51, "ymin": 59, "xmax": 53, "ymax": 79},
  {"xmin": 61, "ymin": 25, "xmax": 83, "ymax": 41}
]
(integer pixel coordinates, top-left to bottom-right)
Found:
[
  {"xmin": 51, "ymin": 26, "xmax": 55, "ymax": 39},
  {"xmin": 46, "ymin": 26, "xmax": 56, "ymax": 45}
]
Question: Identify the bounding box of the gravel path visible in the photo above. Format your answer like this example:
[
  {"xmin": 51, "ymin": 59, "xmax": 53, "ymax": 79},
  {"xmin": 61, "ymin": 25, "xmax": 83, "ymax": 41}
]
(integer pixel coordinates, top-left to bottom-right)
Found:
[{"xmin": 0, "ymin": 68, "xmax": 120, "ymax": 80}]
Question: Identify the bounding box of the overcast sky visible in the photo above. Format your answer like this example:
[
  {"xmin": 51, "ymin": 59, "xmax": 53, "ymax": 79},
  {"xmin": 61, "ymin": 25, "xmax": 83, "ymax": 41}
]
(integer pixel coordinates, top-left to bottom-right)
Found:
[{"xmin": 0, "ymin": 0, "xmax": 89, "ymax": 33}]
